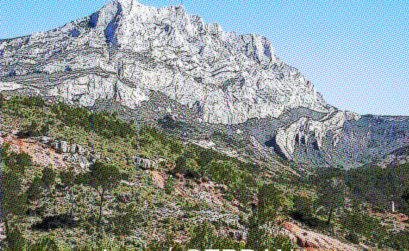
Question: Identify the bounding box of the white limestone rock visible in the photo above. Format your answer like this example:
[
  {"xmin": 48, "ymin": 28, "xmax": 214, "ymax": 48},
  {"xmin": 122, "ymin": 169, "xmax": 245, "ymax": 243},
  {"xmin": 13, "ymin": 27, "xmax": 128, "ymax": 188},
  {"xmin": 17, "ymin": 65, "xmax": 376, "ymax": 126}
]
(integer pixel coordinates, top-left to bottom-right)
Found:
[
  {"xmin": 0, "ymin": 0, "xmax": 330, "ymax": 125},
  {"xmin": 276, "ymin": 110, "xmax": 361, "ymax": 159}
]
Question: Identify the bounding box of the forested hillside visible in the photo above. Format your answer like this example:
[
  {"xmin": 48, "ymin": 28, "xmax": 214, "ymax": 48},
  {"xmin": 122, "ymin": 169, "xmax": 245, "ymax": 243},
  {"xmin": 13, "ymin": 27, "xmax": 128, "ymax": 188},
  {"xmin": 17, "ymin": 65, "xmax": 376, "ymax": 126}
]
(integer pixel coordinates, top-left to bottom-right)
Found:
[{"xmin": 1, "ymin": 94, "xmax": 408, "ymax": 250}]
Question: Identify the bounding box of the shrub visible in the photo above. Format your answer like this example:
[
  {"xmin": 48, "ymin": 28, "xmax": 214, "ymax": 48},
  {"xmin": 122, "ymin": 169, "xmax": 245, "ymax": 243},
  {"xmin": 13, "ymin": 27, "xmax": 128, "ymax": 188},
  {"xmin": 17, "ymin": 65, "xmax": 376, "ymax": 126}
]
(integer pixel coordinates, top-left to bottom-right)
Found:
[
  {"xmin": 345, "ymin": 233, "xmax": 360, "ymax": 244},
  {"xmin": 187, "ymin": 221, "xmax": 242, "ymax": 250},
  {"xmin": 386, "ymin": 232, "xmax": 409, "ymax": 250},
  {"xmin": 164, "ymin": 178, "xmax": 175, "ymax": 195},
  {"xmin": 21, "ymin": 96, "xmax": 46, "ymax": 107},
  {"xmin": 341, "ymin": 212, "xmax": 387, "ymax": 243},
  {"xmin": 26, "ymin": 176, "xmax": 45, "ymax": 201},
  {"xmin": 41, "ymin": 166, "xmax": 56, "ymax": 190},
  {"xmin": 52, "ymin": 103, "xmax": 136, "ymax": 138}
]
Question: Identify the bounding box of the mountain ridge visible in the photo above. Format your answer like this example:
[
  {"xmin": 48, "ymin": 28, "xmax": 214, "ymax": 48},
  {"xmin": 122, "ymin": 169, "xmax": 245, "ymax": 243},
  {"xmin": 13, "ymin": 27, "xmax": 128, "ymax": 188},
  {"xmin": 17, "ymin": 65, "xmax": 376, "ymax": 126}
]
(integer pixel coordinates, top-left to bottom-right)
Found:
[
  {"xmin": 1, "ymin": 0, "xmax": 408, "ymax": 168},
  {"xmin": 0, "ymin": 0, "xmax": 330, "ymax": 125}
]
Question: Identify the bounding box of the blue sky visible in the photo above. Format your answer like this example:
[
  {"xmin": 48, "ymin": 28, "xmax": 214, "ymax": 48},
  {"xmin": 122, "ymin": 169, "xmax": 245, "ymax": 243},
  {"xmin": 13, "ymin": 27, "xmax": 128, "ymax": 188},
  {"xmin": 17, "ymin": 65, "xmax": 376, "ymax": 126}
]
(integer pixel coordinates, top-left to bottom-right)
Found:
[{"xmin": 1, "ymin": 0, "xmax": 408, "ymax": 116}]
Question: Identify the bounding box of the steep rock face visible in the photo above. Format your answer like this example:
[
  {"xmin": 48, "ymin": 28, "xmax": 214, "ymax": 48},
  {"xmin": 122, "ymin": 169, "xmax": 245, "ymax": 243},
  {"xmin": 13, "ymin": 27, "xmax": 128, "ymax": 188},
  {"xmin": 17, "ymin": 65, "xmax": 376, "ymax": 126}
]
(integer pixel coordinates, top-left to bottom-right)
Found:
[
  {"xmin": 274, "ymin": 114, "xmax": 409, "ymax": 168},
  {"xmin": 1, "ymin": 0, "xmax": 408, "ymax": 167},
  {"xmin": 0, "ymin": 0, "xmax": 329, "ymax": 124}
]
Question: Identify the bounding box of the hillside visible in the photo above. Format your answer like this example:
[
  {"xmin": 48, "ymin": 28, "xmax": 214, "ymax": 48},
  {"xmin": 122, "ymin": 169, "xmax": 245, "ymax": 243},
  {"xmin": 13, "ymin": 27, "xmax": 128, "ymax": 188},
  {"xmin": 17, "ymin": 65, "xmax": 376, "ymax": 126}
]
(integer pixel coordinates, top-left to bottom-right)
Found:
[
  {"xmin": 1, "ymin": 0, "xmax": 408, "ymax": 168},
  {"xmin": 1, "ymin": 94, "xmax": 409, "ymax": 250}
]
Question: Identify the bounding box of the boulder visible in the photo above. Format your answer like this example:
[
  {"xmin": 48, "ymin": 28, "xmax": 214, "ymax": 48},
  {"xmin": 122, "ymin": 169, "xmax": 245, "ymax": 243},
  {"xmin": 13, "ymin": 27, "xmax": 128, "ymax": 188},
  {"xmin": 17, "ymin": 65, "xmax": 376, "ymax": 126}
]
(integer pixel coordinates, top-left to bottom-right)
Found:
[
  {"xmin": 60, "ymin": 141, "xmax": 69, "ymax": 153},
  {"xmin": 133, "ymin": 156, "xmax": 156, "ymax": 170},
  {"xmin": 65, "ymin": 154, "xmax": 91, "ymax": 169}
]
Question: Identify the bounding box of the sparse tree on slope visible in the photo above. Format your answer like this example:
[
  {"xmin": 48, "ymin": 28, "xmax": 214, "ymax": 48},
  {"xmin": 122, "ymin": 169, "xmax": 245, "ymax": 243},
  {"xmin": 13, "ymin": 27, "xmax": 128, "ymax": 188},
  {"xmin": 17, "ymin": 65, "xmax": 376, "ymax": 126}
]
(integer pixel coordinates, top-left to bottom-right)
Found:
[{"xmin": 76, "ymin": 161, "xmax": 120, "ymax": 227}]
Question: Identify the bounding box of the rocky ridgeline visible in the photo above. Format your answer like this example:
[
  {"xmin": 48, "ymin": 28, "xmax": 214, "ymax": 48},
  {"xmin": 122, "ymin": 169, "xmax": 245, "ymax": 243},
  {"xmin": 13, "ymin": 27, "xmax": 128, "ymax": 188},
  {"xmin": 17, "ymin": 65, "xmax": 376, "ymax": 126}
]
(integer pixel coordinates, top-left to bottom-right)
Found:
[
  {"xmin": 0, "ymin": 0, "xmax": 329, "ymax": 125},
  {"xmin": 39, "ymin": 137, "xmax": 157, "ymax": 170},
  {"xmin": 0, "ymin": 0, "xmax": 408, "ymax": 167},
  {"xmin": 36, "ymin": 137, "xmax": 92, "ymax": 169}
]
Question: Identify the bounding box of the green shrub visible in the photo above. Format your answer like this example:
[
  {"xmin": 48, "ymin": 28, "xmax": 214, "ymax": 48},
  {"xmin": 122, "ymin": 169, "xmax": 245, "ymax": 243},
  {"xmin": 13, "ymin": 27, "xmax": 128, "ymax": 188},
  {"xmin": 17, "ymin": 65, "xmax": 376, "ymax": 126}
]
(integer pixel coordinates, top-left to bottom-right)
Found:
[
  {"xmin": 21, "ymin": 96, "xmax": 46, "ymax": 107},
  {"xmin": 345, "ymin": 233, "xmax": 360, "ymax": 244},
  {"xmin": 187, "ymin": 221, "xmax": 243, "ymax": 250},
  {"xmin": 386, "ymin": 232, "xmax": 409, "ymax": 251},
  {"xmin": 26, "ymin": 176, "xmax": 45, "ymax": 201},
  {"xmin": 41, "ymin": 166, "xmax": 56, "ymax": 190},
  {"xmin": 6, "ymin": 226, "xmax": 26, "ymax": 251},
  {"xmin": 341, "ymin": 212, "xmax": 387, "ymax": 243},
  {"xmin": 27, "ymin": 236, "xmax": 60, "ymax": 251},
  {"xmin": 164, "ymin": 178, "xmax": 175, "ymax": 195},
  {"xmin": 52, "ymin": 103, "xmax": 136, "ymax": 138}
]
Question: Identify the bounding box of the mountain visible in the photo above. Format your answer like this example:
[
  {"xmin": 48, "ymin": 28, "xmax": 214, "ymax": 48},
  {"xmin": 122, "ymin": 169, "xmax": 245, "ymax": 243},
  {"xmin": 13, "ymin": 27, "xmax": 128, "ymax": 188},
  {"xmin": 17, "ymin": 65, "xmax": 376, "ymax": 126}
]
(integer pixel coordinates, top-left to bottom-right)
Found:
[{"xmin": 1, "ymin": 0, "xmax": 408, "ymax": 168}]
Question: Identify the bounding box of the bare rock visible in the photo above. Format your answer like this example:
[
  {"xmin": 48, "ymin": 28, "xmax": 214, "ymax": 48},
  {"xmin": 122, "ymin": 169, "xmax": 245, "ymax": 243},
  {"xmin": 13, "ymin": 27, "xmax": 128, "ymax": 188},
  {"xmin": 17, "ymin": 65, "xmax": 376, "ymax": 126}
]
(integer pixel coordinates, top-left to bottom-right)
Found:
[{"xmin": 133, "ymin": 156, "xmax": 156, "ymax": 170}]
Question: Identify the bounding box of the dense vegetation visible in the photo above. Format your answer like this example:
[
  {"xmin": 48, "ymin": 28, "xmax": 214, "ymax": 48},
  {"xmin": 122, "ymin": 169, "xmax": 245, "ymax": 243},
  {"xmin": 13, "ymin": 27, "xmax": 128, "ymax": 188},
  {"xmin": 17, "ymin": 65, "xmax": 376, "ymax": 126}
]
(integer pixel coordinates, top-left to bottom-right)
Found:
[{"xmin": 0, "ymin": 94, "xmax": 408, "ymax": 250}]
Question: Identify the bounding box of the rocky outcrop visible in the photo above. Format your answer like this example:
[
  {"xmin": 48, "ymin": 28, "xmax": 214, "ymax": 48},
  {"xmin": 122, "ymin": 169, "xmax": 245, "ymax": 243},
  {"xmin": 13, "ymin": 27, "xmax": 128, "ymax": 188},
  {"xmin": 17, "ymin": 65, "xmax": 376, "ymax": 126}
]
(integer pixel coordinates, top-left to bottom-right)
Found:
[
  {"xmin": 0, "ymin": 223, "xmax": 5, "ymax": 241},
  {"xmin": 133, "ymin": 156, "xmax": 156, "ymax": 169},
  {"xmin": 38, "ymin": 138, "xmax": 93, "ymax": 168},
  {"xmin": 274, "ymin": 110, "xmax": 360, "ymax": 160},
  {"xmin": 1, "ymin": 0, "xmax": 407, "ymax": 167},
  {"xmin": 0, "ymin": 0, "xmax": 329, "ymax": 125}
]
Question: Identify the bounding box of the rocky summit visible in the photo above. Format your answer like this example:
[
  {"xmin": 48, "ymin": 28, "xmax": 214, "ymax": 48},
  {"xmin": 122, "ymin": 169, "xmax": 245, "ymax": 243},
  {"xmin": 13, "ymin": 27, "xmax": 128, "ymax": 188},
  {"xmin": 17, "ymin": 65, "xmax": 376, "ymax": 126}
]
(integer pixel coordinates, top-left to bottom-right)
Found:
[{"xmin": 1, "ymin": 0, "xmax": 408, "ymax": 167}]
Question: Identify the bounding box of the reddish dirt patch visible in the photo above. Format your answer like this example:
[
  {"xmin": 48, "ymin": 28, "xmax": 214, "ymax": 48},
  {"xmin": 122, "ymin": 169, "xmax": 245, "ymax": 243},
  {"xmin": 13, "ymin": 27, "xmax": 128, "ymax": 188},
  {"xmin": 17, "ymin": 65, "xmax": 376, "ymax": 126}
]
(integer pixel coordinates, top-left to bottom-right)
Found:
[
  {"xmin": 148, "ymin": 170, "xmax": 165, "ymax": 189},
  {"xmin": 1, "ymin": 134, "xmax": 67, "ymax": 169},
  {"xmin": 281, "ymin": 221, "xmax": 358, "ymax": 250}
]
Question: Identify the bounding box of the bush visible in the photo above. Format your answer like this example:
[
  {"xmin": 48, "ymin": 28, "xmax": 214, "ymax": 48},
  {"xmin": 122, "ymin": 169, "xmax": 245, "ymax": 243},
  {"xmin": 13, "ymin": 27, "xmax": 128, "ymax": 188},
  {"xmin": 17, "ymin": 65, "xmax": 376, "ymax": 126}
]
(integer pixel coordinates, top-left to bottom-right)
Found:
[
  {"xmin": 26, "ymin": 176, "xmax": 45, "ymax": 201},
  {"xmin": 386, "ymin": 232, "xmax": 409, "ymax": 251},
  {"xmin": 0, "ymin": 92, "xmax": 4, "ymax": 107},
  {"xmin": 52, "ymin": 103, "xmax": 136, "ymax": 138},
  {"xmin": 187, "ymin": 221, "xmax": 242, "ymax": 250},
  {"xmin": 6, "ymin": 226, "xmax": 26, "ymax": 250},
  {"xmin": 164, "ymin": 178, "xmax": 175, "ymax": 195},
  {"xmin": 21, "ymin": 96, "xmax": 46, "ymax": 107},
  {"xmin": 341, "ymin": 212, "xmax": 387, "ymax": 243},
  {"xmin": 174, "ymin": 157, "xmax": 200, "ymax": 178},
  {"xmin": 145, "ymin": 240, "xmax": 184, "ymax": 251},
  {"xmin": 345, "ymin": 233, "xmax": 360, "ymax": 244},
  {"xmin": 41, "ymin": 166, "xmax": 56, "ymax": 190}
]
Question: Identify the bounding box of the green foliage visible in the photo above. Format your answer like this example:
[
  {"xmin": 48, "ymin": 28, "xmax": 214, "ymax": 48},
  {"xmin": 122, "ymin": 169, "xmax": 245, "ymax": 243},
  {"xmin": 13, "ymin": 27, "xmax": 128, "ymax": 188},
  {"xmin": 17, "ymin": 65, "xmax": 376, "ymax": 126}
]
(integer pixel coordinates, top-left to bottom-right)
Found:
[
  {"xmin": 107, "ymin": 213, "xmax": 136, "ymax": 236},
  {"xmin": 26, "ymin": 236, "xmax": 60, "ymax": 251},
  {"xmin": 59, "ymin": 169, "xmax": 75, "ymax": 188},
  {"xmin": 41, "ymin": 166, "xmax": 56, "ymax": 190},
  {"xmin": 386, "ymin": 232, "xmax": 409, "ymax": 251},
  {"xmin": 1, "ymin": 171, "xmax": 26, "ymax": 222},
  {"xmin": 344, "ymin": 165, "xmax": 409, "ymax": 213},
  {"xmin": 256, "ymin": 183, "xmax": 283, "ymax": 225},
  {"xmin": 246, "ymin": 183, "xmax": 296, "ymax": 251},
  {"xmin": 402, "ymin": 187, "xmax": 409, "ymax": 206},
  {"xmin": 0, "ymin": 92, "xmax": 4, "ymax": 108},
  {"xmin": 174, "ymin": 157, "xmax": 200, "ymax": 178},
  {"xmin": 21, "ymin": 96, "xmax": 46, "ymax": 107},
  {"xmin": 187, "ymin": 221, "xmax": 243, "ymax": 250},
  {"xmin": 164, "ymin": 177, "xmax": 175, "ymax": 195},
  {"xmin": 6, "ymin": 226, "xmax": 26, "ymax": 251},
  {"xmin": 290, "ymin": 196, "xmax": 325, "ymax": 228},
  {"xmin": 145, "ymin": 239, "xmax": 184, "ymax": 251},
  {"xmin": 76, "ymin": 161, "xmax": 121, "ymax": 194},
  {"xmin": 26, "ymin": 176, "xmax": 45, "ymax": 201},
  {"xmin": 1, "ymin": 144, "xmax": 32, "ymax": 177},
  {"xmin": 341, "ymin": 212, "xmax": 387, "ymax": 244},
  {"xmin": 134, "ymin": 125, "xmax": 183, "ymax": 157},
  {"xmin": 173, "ymin": 145, "xmax": 258, "ymax": 204},
  {"xmin": 76, "ymin": 161, "xmax": 121, "ymax": 226},
  {"xmin": 345, "ymin": 233, "xmax": 360, "ymax": 244},
  {"xmin": 24, "ymin": 119, "xmax": 49, "ymax": 136},
  {"xmin": 52, "ymin": 103, "xmax": 136, "ymax": 138},
  {"xmin": 316, "ymin": 177, "xmax": 347, "ymax": 225},
  {"xmin": 246, "ymin": 225, "xmax": 295, "ymax": 251}
]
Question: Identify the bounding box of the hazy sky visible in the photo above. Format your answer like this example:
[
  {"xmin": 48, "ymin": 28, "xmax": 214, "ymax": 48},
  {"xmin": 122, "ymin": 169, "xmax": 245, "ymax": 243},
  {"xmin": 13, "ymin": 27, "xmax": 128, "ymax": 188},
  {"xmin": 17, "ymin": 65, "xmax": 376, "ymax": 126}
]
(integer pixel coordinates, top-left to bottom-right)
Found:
[{"xmin": 1, "ymin": 0, "xmax": 408, "ymax": 116}]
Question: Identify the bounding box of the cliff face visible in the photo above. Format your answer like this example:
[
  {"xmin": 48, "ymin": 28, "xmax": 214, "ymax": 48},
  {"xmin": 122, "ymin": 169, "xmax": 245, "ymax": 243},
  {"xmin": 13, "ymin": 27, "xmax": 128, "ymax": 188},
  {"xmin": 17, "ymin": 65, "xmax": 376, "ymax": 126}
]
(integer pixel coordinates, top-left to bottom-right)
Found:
[
  {"xmin": 1, "ymin": 0, "xmax": 408, "ymax": 167},
  {"xmin": 0, "ymin": 0, "xmax": 329, "ymax": 125}
]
